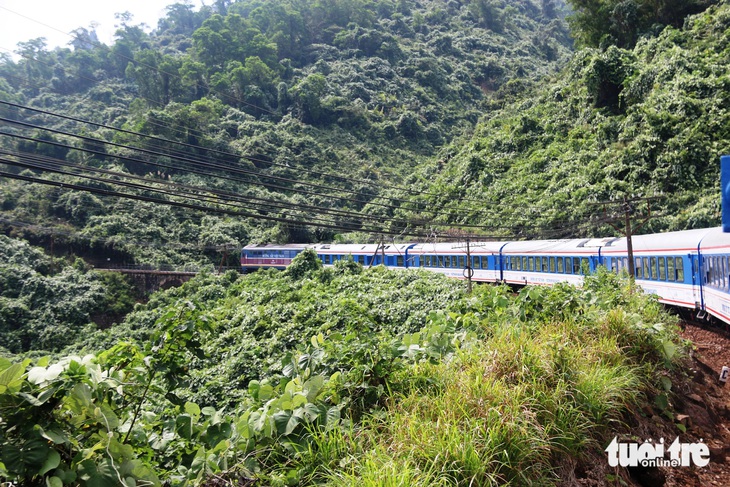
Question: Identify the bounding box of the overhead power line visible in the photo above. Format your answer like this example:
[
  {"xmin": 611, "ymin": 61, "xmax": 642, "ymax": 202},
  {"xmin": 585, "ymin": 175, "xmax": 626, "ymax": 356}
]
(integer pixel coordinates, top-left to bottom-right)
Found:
[{"xmin": 0, "ymin": 100, "xmax": 547, "ymax": 218}]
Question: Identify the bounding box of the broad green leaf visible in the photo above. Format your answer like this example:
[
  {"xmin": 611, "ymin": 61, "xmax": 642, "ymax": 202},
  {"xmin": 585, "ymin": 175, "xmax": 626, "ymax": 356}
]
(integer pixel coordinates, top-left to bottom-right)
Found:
[
  {"xmin": 273, "ymin": 410, "xmax": 300, "ymax": 436},
  {"xmin": 303, "ymin": 376, "xmax": 324, "ymax": 402},
  {"xmin": 95, "ymin": 404, "xmax": 120, "ymax": 431},
  {"xmin": 176, "ymin": 414, "xmax": 194, "ymax": 440},
  {"xmin": 70, "ymin": 383, "xmax": 93, "ymax": 408},
  {"xmin": 0, "ymin": 357, "xmax": 11, "ymax": 371},
  {"xmin": 259, "ymin": 384, "xmax": 274, "ymax": 401},
  {"xmin": 303, "ymin": 403, "xmax": 321, "ymax": 421},
  {"xmin": 1, "ymin": 438, "xmax": 49, "ymax": 474},
  {"xmin": 248, "ymin": 380, "xmax": 261, "ymax": 398},
  {"xmin": 201, "ymin": 406, "xmax": 217, "ymax": 416},
  {"xmin": 325, "ymin": 407, "xmax": 341, "ymax": 429},
  {"xmin": 39, "ymin": 449, "xmax": 60, "ymax": 476},
  {"xmin": 292, "ymin": 394, "xmax": 307, "ymax": 408},
  {"xmin": 661, "ymin": 339, "xmax": 676, "ymax": 361},
  {"xmin": 46, "ymin": 476, "xmax": 63, "ymax": 487},
  {"xmin": 40, "ymin": 427, "xmax": 69, "ymax": 445},
  {"xmin": 184, "ymin": 401, "xmax": 201, "ymax": 418},
  {"xmin": 77, "ymin": 459, "xmax": 121, "ymax": 487},
  {"xmin": 0, "ymin": 363, "xmax": 23, "ymax": 388}
]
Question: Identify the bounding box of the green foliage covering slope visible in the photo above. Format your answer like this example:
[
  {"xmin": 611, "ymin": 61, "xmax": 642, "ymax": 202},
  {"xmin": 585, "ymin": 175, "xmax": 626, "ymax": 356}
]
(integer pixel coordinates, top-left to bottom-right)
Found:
[
  {"xmin": 0, "ymin": 235, "xmax": 136, "ymax": 354},
  {"xmin": 0, "ymin": 252, "xmax": 685, "ymax": 486},
  {"xmin": 411, "ymin": 3, "xmax": 730, "ymax": 237},
  {"xmin": 73, "ymin": 252, "xmax": 465, "ymax": 408}
]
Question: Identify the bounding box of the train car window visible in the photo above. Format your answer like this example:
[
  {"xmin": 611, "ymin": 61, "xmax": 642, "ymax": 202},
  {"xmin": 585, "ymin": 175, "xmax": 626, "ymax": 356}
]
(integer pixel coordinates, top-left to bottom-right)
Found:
[
  {"xmin": 444, "ymin": 256, "xmax": 451, "ymax": 268},
  {"xmin": 572, "ymin": 258, "xmax": 580, "ymax": 274},
  {"xmin": 634, "ymin": 258, "xmax": 642, "ymax": 278},
  {"xmin": 521, "ymin": 257, "xmax": 527, "ymax": 270},
  {"xmin": 458, "ymin": 256, "xmax": 465, "ymax": 269},
  {"xmin": 563, "ymin": 258, "xmax": 570, "ymax": 274},
  {"xmin": 649, "ymin": 257, "xmax": 657, "ymax": 280},
  {"xmin": 667, "ymin": 258, "xmax": 675, "ymax": 282},
  {"xmin": 658, "ymin": 257, "xmax": 666, "ymax": 281},
  {"xmin": 557, "ymin": 257, "xmax": 564, "ymax": 273},
  {"xmin": 397, "ymin": 255, "xmax": 404, "ymax": 267},
  {"xmin": 549, "ymin": 257, "xmax": 555, "ymax": 273},
  {"xmin": 722, "ymin": 257, "xmax": 727, "ymax": 289},
  {"xmin": 641, "ymin": 257, "xmax": 648, "ymax": 279},
  {"xmin": 580, "ymin": 258, "xmax": 589, "ymax": 274}
]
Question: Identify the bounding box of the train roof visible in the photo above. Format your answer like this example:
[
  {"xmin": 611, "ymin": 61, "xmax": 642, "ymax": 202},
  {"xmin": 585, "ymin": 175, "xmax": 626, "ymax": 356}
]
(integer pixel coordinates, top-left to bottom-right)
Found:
[
  {"xmin": 310, "ymin": 243, "xmax": 414, "ymax": 254},
  {"xmin": 242, "ymin": 243, "xmax": 310, "ymax": 250},
  {"xmin": 603, "ymin": 227, "xmax": 721, "ymax": 255},
  {"xmin": 409, "ymin": 241, "xmax": 508, "ymax": 254},
  {"xmin": 698, "ymin": 227, "xmax": 730, "ymax": 252},
  {"xmin": 242, "ymin": 227, "xmax": 730, "ymax": 256}
]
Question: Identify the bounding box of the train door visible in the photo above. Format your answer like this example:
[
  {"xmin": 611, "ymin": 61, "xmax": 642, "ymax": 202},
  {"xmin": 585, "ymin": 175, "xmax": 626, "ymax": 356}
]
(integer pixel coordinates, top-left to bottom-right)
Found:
[{"xmin": 690, "ymin": 254, "xmax": 704, "ymax": 311}]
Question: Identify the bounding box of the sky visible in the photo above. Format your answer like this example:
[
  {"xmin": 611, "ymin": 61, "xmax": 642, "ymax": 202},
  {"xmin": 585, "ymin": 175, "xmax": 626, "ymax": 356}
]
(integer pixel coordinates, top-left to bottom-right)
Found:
[{"xmin": 0, "ymin": 0, "xmax": 205, "ymax": 57}]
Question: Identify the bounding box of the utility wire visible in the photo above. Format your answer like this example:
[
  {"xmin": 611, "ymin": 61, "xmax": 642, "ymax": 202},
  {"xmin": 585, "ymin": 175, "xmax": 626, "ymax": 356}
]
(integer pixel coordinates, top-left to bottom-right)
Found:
[
  {"xmin": 1, "ymin": 121, "xmax": 566, "ymax": 231},
  {"xmin": 0, "ymin": 130, "xmax": 594, "ymax": 235},
  {"xmin": 0, "ymin": 147, "xmax": 425, "ymax": 230},
  {"xmin": 0, "ymin": 100, "xmax": 547, "ymax": 218}
]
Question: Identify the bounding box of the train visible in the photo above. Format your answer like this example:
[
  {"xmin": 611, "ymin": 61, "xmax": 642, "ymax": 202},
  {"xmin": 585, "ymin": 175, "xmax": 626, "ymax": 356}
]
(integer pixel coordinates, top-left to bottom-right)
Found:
[
  {"xmin": 241, "ymin": 157, "xmax": 730, "ymax": 327},
  {"xmin": 241, "ymin": 227, "xmax": 730, "ymax": 325}
]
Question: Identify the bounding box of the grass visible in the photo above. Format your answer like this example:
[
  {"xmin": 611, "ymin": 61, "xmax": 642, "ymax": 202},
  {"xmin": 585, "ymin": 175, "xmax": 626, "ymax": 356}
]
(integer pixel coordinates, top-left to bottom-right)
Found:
[{"xmin": 321, "ymin": 272, "xmax": 681, "ymax": 486}]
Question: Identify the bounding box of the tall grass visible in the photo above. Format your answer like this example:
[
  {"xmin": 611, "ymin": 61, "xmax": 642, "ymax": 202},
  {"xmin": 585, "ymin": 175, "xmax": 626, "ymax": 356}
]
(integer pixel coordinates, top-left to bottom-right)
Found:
[{"xmin": 326, "ymin": 271, "xmax": 681, "ymax": 486}]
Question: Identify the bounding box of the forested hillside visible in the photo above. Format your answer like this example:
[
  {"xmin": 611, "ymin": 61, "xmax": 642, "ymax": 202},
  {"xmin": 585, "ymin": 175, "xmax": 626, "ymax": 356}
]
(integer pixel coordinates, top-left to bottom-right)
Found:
[
  {"xmin": 0, "ymin": 0, "xmax": 572, "ymax": 266},
  {"xmin": 406, "ymin": 1, "xmax": 730, "ymax": 237}
]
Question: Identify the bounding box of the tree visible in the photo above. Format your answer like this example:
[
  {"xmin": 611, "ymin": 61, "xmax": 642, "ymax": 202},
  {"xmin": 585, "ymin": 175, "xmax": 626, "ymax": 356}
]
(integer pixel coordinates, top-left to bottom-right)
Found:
[{"xmin": 566, "ymin": 0, "xmax": 718, "ymax": 48}]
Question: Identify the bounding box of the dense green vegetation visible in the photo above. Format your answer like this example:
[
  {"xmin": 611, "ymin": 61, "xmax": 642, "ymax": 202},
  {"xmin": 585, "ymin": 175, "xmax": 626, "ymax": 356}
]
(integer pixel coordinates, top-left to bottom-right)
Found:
[
  {"xmin": 1, "ymin": 252, "xmax": 685, "ymax": 485},
  {"xmin": 0, "ymin": 0, "xmax": 573, "ymax": 265},
  {"xmin": 408, "ymin": 2, "xmax": 730, "ymax": 237},
  {"xmin": 0, "ymin": 235, "xmax": 137, "ymax": 354},
  {"xmin": 566, "ymin": 0, "xmax": 718, "ymax": 48}
]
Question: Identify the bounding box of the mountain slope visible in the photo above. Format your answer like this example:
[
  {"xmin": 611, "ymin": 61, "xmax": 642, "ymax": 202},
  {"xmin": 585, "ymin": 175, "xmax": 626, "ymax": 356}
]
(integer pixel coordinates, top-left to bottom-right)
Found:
[{"xmin": 410, "ymin": 3, "xmax": 730, "ymax": 237}]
